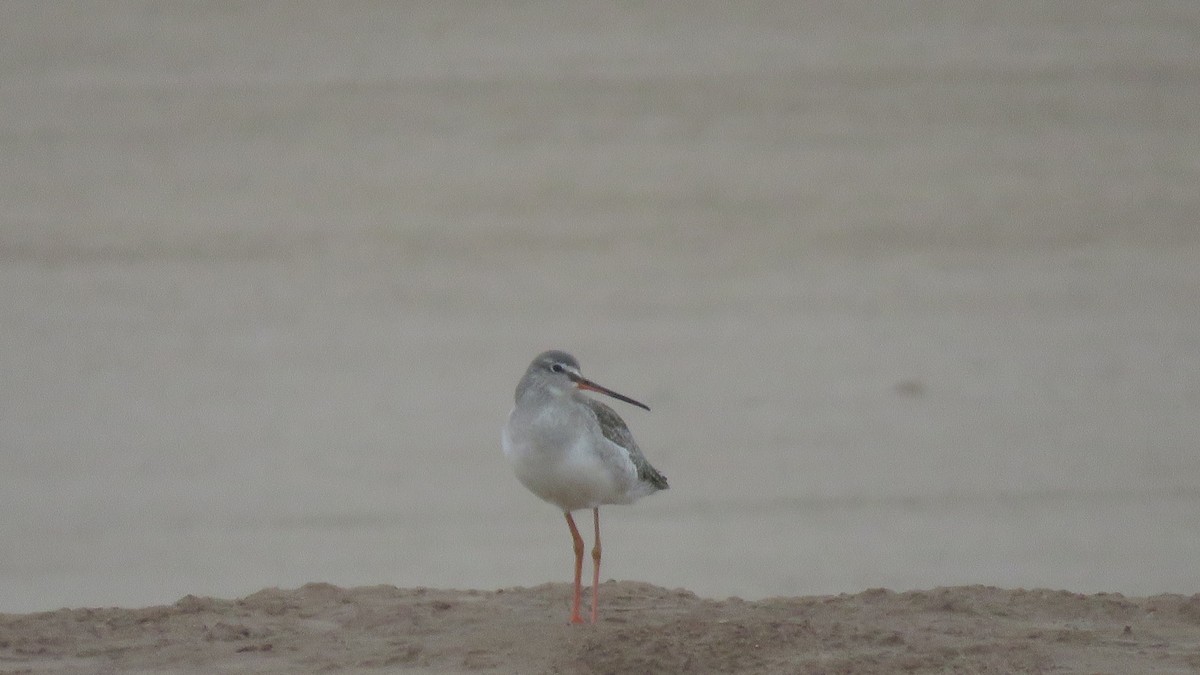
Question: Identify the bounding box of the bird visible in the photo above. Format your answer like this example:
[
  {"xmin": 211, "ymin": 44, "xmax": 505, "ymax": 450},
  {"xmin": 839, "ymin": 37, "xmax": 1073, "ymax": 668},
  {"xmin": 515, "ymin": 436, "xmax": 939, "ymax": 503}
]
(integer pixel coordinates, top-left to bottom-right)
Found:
[{"xmin": 501, "ymin": 350, "xmax": 668, "ymax": 624}]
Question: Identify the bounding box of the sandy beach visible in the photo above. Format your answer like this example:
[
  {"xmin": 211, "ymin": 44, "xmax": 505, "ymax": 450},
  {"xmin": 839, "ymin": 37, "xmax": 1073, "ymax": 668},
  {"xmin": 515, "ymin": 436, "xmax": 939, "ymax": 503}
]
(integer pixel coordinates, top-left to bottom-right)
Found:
[
  {"xmin": 3, "ymin": 582, "xmax": 1200, "ymax": 673},
  {"xmin": 2, "ymin": 1, "xmax": 1199, "ymax": 671}
]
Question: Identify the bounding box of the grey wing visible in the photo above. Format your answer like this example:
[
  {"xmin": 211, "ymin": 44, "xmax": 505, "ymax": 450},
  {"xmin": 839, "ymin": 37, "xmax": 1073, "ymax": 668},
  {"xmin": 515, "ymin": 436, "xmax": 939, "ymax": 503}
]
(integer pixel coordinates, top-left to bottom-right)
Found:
[{"xmin": 586, "ymin": 399, "xmax": 669, "ymax": 490}]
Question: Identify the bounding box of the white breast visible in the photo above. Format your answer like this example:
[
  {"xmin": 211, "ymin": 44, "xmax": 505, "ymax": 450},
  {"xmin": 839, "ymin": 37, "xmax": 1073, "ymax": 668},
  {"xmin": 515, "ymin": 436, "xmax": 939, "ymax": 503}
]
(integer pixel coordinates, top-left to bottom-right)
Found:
[{"xmin": 502, "ymin": 407, "xmax": 638, "ymax": 512}]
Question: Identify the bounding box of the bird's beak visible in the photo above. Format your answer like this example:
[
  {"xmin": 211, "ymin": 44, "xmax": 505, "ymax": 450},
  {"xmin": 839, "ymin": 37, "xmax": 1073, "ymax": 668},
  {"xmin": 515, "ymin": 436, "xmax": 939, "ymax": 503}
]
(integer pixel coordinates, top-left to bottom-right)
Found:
[{"xmin": 568, "ymin": 372, "xmax": 651, "ymax": 411}]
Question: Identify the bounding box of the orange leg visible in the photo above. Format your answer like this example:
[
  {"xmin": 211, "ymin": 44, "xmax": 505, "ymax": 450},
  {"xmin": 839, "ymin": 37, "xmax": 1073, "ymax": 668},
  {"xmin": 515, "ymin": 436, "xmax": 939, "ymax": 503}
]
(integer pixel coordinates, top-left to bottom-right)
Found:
[
  {"xmin": 590, "ymin": 507, "xmax": 601, "ymax": 623},
  {"xmin": 564, "ymin": 512, "xmax": 585, "ymax": 624}
]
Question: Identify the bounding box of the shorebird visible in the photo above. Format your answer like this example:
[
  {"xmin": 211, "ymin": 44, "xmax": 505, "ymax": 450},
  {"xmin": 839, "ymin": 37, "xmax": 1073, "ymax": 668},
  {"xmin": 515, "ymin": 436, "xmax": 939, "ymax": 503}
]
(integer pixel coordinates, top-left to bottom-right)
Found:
[{"xmin": 502, "ymin": 350, "xmax": 668, "ymax": 624}]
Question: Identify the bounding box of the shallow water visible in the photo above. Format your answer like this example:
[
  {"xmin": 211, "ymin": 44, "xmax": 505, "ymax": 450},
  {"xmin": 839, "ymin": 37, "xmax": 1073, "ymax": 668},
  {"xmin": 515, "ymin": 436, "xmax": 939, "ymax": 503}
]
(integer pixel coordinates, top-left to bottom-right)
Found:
[{"xmin": 2, "ymin": 2, "xmax": 1198, "ymax": 612}]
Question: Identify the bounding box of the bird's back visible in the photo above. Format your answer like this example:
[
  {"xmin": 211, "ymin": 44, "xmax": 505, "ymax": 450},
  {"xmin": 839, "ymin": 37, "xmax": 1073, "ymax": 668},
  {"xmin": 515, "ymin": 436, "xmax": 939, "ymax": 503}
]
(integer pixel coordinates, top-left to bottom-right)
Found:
[{"xmin": 584, "ymin": 398, "xmax": 669, "ymax": 493}]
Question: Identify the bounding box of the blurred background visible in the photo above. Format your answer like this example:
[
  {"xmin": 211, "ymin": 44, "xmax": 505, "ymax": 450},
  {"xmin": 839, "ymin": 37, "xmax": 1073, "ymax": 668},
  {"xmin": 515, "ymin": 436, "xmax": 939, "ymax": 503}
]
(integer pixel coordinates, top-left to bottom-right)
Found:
[{"xmin": 2, "ymin": 2, "xmax": 1197, "ymax": 613}]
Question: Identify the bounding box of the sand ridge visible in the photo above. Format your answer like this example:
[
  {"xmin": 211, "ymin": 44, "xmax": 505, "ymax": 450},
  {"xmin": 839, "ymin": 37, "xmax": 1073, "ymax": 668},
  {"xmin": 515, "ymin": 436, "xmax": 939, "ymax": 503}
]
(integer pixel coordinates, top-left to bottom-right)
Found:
[{"xmin": 2, "ymin": 582, "xmax": 1198, "ymax": 673}]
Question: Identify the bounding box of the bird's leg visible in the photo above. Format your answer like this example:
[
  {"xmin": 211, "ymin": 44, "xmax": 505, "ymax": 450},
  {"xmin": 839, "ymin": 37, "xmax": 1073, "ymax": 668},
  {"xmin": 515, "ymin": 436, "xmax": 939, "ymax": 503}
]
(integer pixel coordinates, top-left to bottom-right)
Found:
[
  {"xmin": 564, "ymin": 511, "xmax": 585, "ymax": 624},
  {"xmin": 591, "ymin": 507, "xmax": 601, "ymax": 623}
]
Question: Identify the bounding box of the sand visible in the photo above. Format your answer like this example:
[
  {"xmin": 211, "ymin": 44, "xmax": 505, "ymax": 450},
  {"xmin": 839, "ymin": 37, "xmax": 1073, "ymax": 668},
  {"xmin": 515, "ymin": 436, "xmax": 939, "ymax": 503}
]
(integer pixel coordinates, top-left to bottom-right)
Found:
[{"xmin": 3, "ymin": 583, "xmax": 1199, "ymax": 673}]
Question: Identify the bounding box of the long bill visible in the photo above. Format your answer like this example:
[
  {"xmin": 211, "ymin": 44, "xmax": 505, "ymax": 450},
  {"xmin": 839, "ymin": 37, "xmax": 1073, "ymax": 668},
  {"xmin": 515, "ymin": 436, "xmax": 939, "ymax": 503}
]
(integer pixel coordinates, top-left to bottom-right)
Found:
[{"xmin": 568, "ymin": 373, "xmax": 651, "ymax": 411}]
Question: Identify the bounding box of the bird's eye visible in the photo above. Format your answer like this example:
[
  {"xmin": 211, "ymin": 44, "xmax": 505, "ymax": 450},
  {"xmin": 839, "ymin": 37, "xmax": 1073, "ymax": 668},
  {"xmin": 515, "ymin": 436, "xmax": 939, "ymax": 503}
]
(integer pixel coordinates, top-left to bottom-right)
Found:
[{"xmin": 550, "ymin": 363, "xmax": 564, "ymax": 373}]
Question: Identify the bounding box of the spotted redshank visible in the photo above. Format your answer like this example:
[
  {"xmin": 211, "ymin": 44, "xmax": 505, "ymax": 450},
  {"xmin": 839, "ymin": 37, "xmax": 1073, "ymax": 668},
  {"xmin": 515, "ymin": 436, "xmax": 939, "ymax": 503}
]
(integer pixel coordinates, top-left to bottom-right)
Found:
[{"xmin": 502, "ymin": 350, "xmax": 669, "ymax": 624}]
